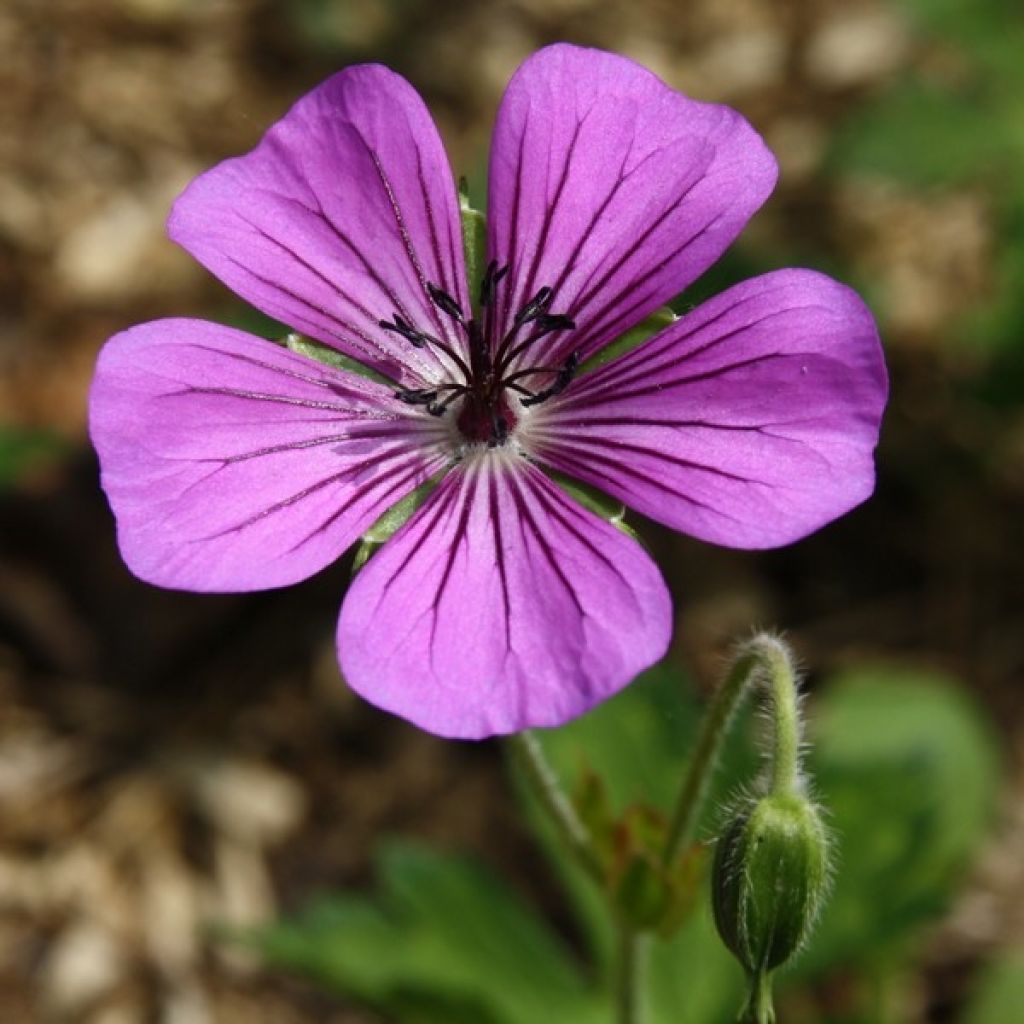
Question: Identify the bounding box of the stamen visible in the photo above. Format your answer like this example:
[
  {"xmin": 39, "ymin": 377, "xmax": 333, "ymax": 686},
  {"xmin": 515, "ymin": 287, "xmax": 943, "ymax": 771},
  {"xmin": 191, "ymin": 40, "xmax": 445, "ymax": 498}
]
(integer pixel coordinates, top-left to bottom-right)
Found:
[
  {"xmin": 381, "ymin": 307, "xmax": 473, "ymax": 380},
  {"xmin": 426, "ymin": 389, "xmax": 467, "ymax": 417},
  {"xmin": 492, "ymin": 282, "xmax": 574, "ymax": 375},
  {"xmin": 534, "ymin": 312, "xmax": 576, "ymax": 334},
  {"xmin": 388, "ymin": 270, "xmax": 581, "ymax": 439},
  {"xmin": 479, "ymin": 260, "xmax": 509, "ymax": 308},
  {"xmin": 379, "ymin": 314, "xmax": 428, "ymax": 348},
  {"xmin": 427, "ymin": 282, "xmax": 465, "ymax": 324},
  {"xmin": 513, "ymin": 286, "xmax": 553, "ymax": 327},
  {"xmin": 467, "ymin": 319, "xmax": 490, "ymax": 374},
  {"xmin": 519, "ymin": 351, "xmax": 580, "ymax": 408}
]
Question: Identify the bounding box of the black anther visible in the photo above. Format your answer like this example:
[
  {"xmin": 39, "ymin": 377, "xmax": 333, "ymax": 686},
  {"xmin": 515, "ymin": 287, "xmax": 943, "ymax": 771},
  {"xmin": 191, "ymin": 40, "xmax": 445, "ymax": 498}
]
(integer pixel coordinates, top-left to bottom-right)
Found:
[
  {"xmin": 513, "ymin": 286, "xmax": 554, "ymax": 326},
  {"xmin": 427, "ymin": 282, "xmax": 465, "ymax": 323},
  {"xmin": 479, "ymin": 260, "xmax": 510, "ymax": 307},
  {"xmin": 380, "ymin": 315, "xmax": 428, "ymax": 348},
  {"xmin": 519, "ymin": 351, "xmax": 580, "ymax": 408},
  {"xmin": 394, "ymin": 387, "xmax": 438, "ymax": 406},
  {"xmin": 535, "ymin": 312, "xmax": 576, "ymax": 334}
]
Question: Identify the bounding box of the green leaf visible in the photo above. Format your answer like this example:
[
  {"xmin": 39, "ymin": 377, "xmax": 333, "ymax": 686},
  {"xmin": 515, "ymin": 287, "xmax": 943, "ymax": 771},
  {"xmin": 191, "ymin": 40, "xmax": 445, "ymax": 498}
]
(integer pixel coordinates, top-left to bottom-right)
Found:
[
  {"xmin": 536, "ymin": 663, "xmax": 757, "ymax": 828},
  {"xmin": 518, "ymin": 661, "xmax": 757, "ymax": 1016},
  {"xmin": 798, "ymin": 666, "xmax": 1000, "ymax": 972},
  {"xmin": 252, "ymin": 842, "xmax": 606, "ymax": 1024},
  {"xmin": 961, "ymin": 952, "xmax": 1024, "ymax": 1024}
]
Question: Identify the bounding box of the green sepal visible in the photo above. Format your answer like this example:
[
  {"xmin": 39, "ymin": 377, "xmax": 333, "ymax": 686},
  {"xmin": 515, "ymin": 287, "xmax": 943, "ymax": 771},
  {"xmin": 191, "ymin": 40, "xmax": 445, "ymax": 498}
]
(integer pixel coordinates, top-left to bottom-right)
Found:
[
  {"xmin": 283, "ymin": 332, "xmax": 392, "ymax": 387},
  {"xmin": 546, "ymin": 470, "xmax": 639, "ymax": 543},
  {"xmin": 611, "ymin": 850, "xmax": 672, "ymax": 932},
  {"xmin": 575, "ymin": 794, "xmax": 705, "ymax": 937},
  {"xmin": 351, "ymin": 477, "xmax": 441, "ymax": 575},
  {"xmin": 459, "ymin": 178, "xmax": 487, "ymax": 319},
  {"xmin": 571, "ymin": 768, "xmax": 618, "ymax": 870},
  {"xmin": 711, "ymin": 792, "xmax": 830, "ymax": 1021},
  {"xmin": 578, "ymin": 306, "xmax": 678, "ymax": 375}
]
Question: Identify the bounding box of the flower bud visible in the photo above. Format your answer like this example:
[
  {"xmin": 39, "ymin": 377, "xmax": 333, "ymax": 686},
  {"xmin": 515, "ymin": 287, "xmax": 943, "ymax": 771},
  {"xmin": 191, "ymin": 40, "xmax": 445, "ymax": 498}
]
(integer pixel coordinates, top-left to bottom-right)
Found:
[{"xmin": 711, "ymin": 792, "xmax": 830, "ymax": 1021}]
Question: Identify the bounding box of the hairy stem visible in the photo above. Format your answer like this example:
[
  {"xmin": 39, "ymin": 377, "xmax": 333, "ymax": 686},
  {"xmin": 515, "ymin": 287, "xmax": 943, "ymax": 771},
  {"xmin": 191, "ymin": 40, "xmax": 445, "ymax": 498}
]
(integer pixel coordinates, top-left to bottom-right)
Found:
[
  {"xmin": 506, "ymin": 730, "xmax": 603, "ymax": 882},
  {"xmin": 662, "ymin": 635, "xmax": 801, "ymax": 867}
]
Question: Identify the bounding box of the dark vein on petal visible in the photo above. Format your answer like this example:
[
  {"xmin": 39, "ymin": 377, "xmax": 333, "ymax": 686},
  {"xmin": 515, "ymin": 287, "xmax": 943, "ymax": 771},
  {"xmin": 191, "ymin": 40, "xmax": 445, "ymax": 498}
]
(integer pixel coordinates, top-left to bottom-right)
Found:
[
  {"xmin": 286, "ymin": 454, "xmax": 444, "ymax": 554},
  {"xmin": 177, "ymin": 343, "xmax": 384, "ymax": 397},
  {"xmin": 195, "ymin": 426, "xmax": 426, "ymax": 465},
  {"xmin": 264, "ymin": 186, "xmax": 440, "ymax": 379},
  {"xmin": 360, "ymin": 138, "xmax": 454, "ymax": 348},
  {"xmin": 223, "ymin": 254, "xmax": 404, "ymax": 374},
  {"xmin": 566, "ymin": 184, "xmax": 714, "ymax": 355},
  {"xmin": 543, "ymin": 447, "xmax": 751, "ymax": 522},
  {"xmin": 195, "ymin": 442, "xmax": 430, "ymax": 542},
  {"xmin": 509, "ymin": 114, "xmax": 588, "ymax": 332},
  {"xmin": 487, "ymin": 469, "xmax": 513, "ymax": 650},
  {"xmin": 239, "ymin": 215, "xmax": 383, "ymax": 329},
  {"xmin": 557, "ymin": 432, "xmax": 767, "ymax": 484},
  {"xmin": 414, "ymin": 146, "xmax": 459, "ymax": 310},
  {"xmin": 167, "ymin": 386, "xmax": 379, "ymax": 413},
  {"xmin": 510, "ymin": 474, "xmax": 584, "ymax": 617},
  {"xmin": 371, "ymin": 476, "xmax": 461, "ymax": 614},
  {"xmin": 498, "ymin": 123, "xmax": 530, "ymax": 333}
]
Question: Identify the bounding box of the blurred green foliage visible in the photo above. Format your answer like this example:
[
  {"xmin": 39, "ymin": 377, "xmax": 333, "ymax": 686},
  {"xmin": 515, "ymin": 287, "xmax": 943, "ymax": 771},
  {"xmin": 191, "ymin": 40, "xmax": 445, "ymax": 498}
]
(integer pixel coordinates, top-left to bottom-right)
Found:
[
  {"xmin": 832, "ymin": 0, "xmax": 1024, "ymax": 356},
  {"xmin": 961, "ymin": 952, "xmax": 1024, "ymax": 1024},
  {"xmin": 0, "ymin": 428, "xmax": 67, "ymax": 490},
  {"xmin": 251, "ymin": 660, "xmax": 999, "ymax": 1023}
]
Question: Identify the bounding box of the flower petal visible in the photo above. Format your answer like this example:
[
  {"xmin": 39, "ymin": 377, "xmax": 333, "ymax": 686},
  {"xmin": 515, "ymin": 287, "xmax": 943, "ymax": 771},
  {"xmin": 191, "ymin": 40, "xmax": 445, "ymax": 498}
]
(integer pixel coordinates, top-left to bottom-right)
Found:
[
  {"xmin": 169, "ymin": 65, "xmax": 468, "ymax": 386},
  {"xmin": 531, "ymin": 270, "xmax": 888, "ymax": 548},
  {"xmin": 337, "ymin": 458, "xmax": 671, "ymax": 738},
  {"xmin": 90, "ymin": 319, "xmax": 449, "ymax": 591},
  {"xmin": 487, "ymin": 43, "xmax": 777, "ymax": 366}
]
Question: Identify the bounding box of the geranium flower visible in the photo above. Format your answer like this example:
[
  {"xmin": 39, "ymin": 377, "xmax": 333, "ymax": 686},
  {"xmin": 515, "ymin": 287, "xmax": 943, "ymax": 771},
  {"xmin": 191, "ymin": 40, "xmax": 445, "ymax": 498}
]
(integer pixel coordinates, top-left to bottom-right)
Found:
[{"xmin": 89, "ymin": 45, "xmax": 887, "ymax": 738}]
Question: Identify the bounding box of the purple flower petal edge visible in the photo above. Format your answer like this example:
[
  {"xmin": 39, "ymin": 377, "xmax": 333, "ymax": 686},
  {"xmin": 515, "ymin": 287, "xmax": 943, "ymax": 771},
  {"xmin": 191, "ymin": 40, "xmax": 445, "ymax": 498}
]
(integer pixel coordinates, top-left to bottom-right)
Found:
[
  {"xmin": 531, "ymin": 269, "xmax": 888, "ymax": 548},
  {"xmin": 89, "ymin": 319, "xmax": 446, "ymax": 591},
  {"xmin": 168, "ymin": 65, "xmax": 468, "ymax": 386},
  {"xmin": 487, "ymin": 43, "xmax": 778, "ymax": 368}
]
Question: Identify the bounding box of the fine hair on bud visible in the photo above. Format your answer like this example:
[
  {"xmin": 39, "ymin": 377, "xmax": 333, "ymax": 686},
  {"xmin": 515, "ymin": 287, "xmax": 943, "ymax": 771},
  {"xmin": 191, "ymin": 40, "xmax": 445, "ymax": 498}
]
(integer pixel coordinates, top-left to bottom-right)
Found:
[{"xmin": 707, "ymin": 632, "xmax": 833, "ymax": 1023}]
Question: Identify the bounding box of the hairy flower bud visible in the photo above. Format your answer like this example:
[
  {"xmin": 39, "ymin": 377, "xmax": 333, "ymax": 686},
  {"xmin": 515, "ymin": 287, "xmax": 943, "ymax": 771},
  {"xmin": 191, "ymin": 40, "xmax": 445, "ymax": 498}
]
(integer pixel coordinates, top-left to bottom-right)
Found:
[{"xmin": 712, "ymin": 792, "xmax": 830, "ymax": 1022}]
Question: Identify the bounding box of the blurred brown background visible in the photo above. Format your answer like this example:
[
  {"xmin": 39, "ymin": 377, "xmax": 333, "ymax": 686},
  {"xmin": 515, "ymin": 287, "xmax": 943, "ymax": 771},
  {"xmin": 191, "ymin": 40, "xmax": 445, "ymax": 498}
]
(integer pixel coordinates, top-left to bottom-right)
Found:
[{"xmin": 1, "ymin": 0, "xmax": 1022, "ymax": 1021}]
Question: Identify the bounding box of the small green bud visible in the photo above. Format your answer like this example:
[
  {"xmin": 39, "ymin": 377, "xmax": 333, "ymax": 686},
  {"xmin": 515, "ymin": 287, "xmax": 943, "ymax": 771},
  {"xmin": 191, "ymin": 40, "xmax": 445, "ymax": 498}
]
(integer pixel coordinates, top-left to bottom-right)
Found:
[{"xmin": 712, "ymin": 792, "xmax": 830, "ymax": 1023}]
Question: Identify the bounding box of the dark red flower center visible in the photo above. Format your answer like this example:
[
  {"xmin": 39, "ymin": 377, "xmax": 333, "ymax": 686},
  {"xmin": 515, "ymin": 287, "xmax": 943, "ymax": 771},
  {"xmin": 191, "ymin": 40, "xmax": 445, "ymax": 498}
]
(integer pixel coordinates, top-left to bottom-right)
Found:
[{"xmin": 381, "ymin": 261, "xmax": 578, "ymax": 447}]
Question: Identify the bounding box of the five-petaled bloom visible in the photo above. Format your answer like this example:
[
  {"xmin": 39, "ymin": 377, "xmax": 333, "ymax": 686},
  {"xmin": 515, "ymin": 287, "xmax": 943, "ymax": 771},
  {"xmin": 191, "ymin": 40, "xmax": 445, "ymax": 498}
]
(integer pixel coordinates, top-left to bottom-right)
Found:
[{"xmin": 90, "ymin": 45, "xmax": 887, "ymax": 738}]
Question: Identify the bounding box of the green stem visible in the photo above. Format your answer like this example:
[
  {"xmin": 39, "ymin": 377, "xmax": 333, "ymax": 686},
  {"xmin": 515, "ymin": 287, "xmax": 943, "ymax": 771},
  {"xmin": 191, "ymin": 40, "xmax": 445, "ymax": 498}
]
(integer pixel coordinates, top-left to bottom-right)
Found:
[
  {"xmin": 615, "ymin": 927, "xmax": 647, "ymax": 1024},
  {"xmin": 507, "ymin": 731, "xmax": 603, "ymax": 882},
  {"xmin": 762, "ymin": 640, "xmax": 800, "ymax": 796},
  {"xmin": 662, "ymin": 635, "xmax": 801, "ymax": 867},
  {"xmin": 741, "ymin": 969, "xmax": 776, "ymax": 1024}
]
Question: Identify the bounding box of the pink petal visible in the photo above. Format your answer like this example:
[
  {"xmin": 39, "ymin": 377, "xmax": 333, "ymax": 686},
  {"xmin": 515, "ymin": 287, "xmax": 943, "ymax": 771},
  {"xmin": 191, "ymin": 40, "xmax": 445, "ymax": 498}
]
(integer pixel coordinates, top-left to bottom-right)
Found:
[
  {"xmin": 90, "ymin": 319, "xmax": 448, "ymax": 591},
  {"xmin": 531, "ymin": 270, "xmax": 888, "ymax": 548},
  {"xmin": 337, "ymin": 460, "xmax": 671, "ymax": 738},
  {"xmin": 487, "ymin": 43, "xmax": 777, "ymax": 367},
  {"xmin": 169, "ymin": 65, "xmax": 468, "ymax": 386}
]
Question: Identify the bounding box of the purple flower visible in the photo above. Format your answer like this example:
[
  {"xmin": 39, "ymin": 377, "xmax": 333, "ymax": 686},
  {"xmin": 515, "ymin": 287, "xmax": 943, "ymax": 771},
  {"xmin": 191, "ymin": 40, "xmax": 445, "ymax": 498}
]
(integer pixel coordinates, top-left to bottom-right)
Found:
[{"xmin": 89, "ymin": 45, "xmax": 887, "ymax": 739}]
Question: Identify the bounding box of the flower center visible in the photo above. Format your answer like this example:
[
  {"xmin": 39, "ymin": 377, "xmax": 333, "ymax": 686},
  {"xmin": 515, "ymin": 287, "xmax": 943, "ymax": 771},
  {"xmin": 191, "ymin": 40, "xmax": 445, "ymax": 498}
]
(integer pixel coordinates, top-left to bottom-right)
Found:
[{"xmin": 381, "ymin": 260, "xmax": 578, "ymax": 448}]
